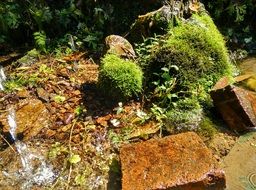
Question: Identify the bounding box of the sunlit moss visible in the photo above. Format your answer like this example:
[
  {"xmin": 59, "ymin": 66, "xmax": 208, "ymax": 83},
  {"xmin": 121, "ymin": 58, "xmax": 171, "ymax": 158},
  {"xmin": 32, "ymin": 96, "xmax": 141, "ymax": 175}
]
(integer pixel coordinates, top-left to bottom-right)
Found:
[
  {"xmin": 144, "ymin": 13, "xmax": 235, "ymax": 131},
  {"xmin": 98, "ymin": 54, "xmax": 143, "ymax": 100}
]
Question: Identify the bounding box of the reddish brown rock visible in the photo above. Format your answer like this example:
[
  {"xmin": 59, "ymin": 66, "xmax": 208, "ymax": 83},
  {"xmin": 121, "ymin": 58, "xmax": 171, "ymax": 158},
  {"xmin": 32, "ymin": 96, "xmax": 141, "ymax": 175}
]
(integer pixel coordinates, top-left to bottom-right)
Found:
[
  {"xmin": 0, "ymin": 99, "xmax": 50, "ymax": 140},
  {"xmin": 120, "ymin": 132, "xmax": 225, "ymax": 190},
  {"xmin": 211, "ymin": 84, "xmax": 256, "ymax": 132}
]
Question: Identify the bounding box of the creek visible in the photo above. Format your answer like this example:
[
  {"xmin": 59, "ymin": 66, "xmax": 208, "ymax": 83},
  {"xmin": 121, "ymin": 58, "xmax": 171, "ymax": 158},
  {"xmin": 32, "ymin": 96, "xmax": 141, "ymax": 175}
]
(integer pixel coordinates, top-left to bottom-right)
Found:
[
  {"xmin": 0, "ymin": 66, "xmax": 6, "ymax": 91},
  {"xmin": 0, "ymin": 68, "xmax": 56, "ymax": 189}
]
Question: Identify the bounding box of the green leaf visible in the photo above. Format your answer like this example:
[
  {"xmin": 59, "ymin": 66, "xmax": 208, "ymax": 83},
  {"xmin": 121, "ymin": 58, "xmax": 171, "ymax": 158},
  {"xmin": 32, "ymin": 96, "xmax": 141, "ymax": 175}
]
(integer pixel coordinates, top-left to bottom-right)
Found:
[
  {"xmin": 54, "ymin": 95, "xmax": 66, "ymax": 103},
  {"xmin": 75, "ymin": 174, "xmax": 86, "ymax": 186},
  {"xmin": 74, "ymin": 106, "xmax": 84, "ymax": 116},
  {"xmin": 68, "ymin": 154, "xmax": 81, "ymax": 164}
]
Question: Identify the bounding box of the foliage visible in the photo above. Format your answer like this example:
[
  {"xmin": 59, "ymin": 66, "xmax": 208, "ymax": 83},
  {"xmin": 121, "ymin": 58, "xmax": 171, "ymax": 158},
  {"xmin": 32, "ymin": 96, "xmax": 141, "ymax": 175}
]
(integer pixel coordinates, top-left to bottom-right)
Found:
[
  {"xmin": 98, "ymin": 54, "xmax": 143, "ymax": 101},
  {"xmin": 152, "ymin": 67, "xmax": 178, "ymax": 109},
  {"xmin": 135, "ymin": 35, "xmax": 163, "ymax": 69},
  {"xmin": 0, "ymin": 0, "xmax": 111, "ymax": 51},
  {"xmin": 33, "ymin": 31, "xmax": 47, "ymax": 53},
  {"xmin": 203, "ymin": 0, "xmax": 256, "ymax": 49},
  {"xmin": 0, "ymin": 0, "xmax": 162, "ymax": 52},
  {"xmin": 204, "ymin": 0, "xmax": 255, "ymax": 25}
]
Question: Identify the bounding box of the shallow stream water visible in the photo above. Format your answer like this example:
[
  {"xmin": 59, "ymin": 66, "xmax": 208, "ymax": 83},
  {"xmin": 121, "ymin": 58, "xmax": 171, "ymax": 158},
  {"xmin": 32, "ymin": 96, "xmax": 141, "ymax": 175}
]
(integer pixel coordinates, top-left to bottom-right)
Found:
[
  {"xmin": 222, "ymin": 57, "xmax": 256, "ymax": 190},
  {"xmin": 0, "ymin": 65, "xmax": 6, "ymax": 90},
  {"xmin": 0, "ymin": 68, "xmax": 56, "ymax": 189},
  {"xmin": 3, "ymin": 108, "xmax": 56, "ymax": 189}
]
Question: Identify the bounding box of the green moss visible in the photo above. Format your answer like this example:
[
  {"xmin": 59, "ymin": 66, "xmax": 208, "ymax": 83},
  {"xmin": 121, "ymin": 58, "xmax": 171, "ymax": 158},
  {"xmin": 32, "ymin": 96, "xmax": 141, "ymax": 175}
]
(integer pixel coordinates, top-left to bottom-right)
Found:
[
  {"xmin": 4, "ymin": 73, "xmax": 40, "ymax": 92},
  {"xmin": 145, "ymin": 13, "xmax": 234, "ymax": 102},
  {"xmin": 165, "ymin": 97, "xmax": 203, "ymax": 132},
  {"xmin": 197, "ymin": 117, "xmax": 218, "ymax": 140},
  {"xmin": 151, "ymin": 13, "xmax": 233, "ymax": 89},
  {"xmin": 98, "ymin": 54, "xmax": 143, "ymax": 100},
  {"xmin": 142, "ymin": 13, "xmax": 235, "ymax": 131}
]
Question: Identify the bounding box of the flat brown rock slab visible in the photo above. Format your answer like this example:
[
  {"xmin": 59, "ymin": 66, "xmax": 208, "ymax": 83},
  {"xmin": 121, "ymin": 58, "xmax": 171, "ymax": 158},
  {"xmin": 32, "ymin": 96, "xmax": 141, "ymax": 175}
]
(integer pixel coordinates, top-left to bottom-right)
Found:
[
  {"xmin": 211, "ymin": 84, "xmax": 256, "ymax": 132},
  {"xmin": 120, "ymin": 132, "xmax": 225, "ymax": 190}
]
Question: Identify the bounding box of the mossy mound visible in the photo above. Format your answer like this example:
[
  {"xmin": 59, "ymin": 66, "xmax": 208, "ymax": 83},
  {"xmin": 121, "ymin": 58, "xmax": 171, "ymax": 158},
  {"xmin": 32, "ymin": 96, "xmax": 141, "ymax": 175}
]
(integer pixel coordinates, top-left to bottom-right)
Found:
[
  {"xmin": 147, "ymin": 13, "xmax": 233, "ymax": 94},
  {"xmin": 142, "ymin": 13, "xmax": 234, "ymax": 131},
  {"xmin": 98, "ymin": 54, "xmax": 143, "ymax": 101}
]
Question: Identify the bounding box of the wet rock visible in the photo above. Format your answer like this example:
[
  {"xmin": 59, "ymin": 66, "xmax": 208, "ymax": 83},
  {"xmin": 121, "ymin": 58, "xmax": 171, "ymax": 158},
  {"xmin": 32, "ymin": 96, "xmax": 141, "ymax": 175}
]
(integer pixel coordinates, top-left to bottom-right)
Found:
[
  {"xmin": 120, "ymin": 132, "xmax": 225, "ymax": 190},
  {"xmin": 105, "ymin": 35, "xmax": 136, "ymax": 59},
  {"xmin": 211, "ymin": 83, "xmax": 256, "ymax": 132},
  {"xmin": 222, "ymin": 132, "xmax": 256, "ymax": 189},
  {"xmin": 0, "ymin": 99, "xmax": 50, "ymax": 140}
]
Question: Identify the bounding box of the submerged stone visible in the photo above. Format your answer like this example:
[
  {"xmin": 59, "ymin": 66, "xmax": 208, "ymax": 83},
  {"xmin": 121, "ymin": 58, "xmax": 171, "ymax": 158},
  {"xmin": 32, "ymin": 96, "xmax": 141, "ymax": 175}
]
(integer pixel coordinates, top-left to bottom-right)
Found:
[
  {"xmin": 120, "ymin": 132, "xmax": 225, "ymax": 190},
  {"xmin": 222, "ymin": 132, "xmax": 256, "ymax": 189}
]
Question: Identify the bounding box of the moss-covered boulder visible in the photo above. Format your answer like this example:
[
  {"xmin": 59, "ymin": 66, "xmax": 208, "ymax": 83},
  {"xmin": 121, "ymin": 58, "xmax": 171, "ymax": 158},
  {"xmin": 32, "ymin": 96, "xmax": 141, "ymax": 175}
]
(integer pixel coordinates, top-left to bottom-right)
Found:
[
  {"xmin": 147, "ymin": 13, "xmax": 233, "ymax": 98},
  {"xmin": 143, "ymin": 13, "xmax": 234, "ymax": 131},
  {"xmin": 98, "ymin": 54, "xmax": 143, "ymax": 101}
]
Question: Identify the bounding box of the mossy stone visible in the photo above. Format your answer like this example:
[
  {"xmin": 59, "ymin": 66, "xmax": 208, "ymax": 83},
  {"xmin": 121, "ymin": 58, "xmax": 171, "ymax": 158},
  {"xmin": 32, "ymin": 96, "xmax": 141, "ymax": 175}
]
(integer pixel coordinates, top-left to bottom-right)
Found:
[
  {"xmin": 98, "ymin": 54, "xmax": 143, "ymax": 101},
  {"xmin": 148, "ymin": 13, "xmax": 233, "ymax": 93}
]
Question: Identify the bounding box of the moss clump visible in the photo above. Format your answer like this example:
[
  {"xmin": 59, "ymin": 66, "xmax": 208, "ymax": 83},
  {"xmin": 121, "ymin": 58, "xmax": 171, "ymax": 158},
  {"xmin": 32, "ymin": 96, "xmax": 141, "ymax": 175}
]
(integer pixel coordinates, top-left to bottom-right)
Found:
[
  {"xmin": 148, "ymin": 13, "xmax": 233, "ymax": 93},
  {"xmin": 98, "ymin": 54, "xmax": 143, "ymax": 100},
  {"xmin": 142, "ymin": 13, "xmax": 234, "ymax": 131},
  {"xmin": 197, "ymin": 117, "xmax": 218, "ymax": 140}
]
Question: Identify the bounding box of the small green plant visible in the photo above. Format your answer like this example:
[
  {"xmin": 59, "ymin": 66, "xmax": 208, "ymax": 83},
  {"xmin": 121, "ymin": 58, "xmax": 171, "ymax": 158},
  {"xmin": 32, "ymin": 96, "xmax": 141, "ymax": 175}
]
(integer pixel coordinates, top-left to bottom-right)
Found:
[
  {"xmin": 39, "ymin": 64, "xmax": 53, "ymax": 74},
  {"xmin": 4, "ymin": 73, "xmax": 40, "ymax": 92},
  {"xmin": 68, "ymin": 154, "xmax": 81, "ymax": 164},
  {"xmin": 53, "ymin": 95, "xmax": 66, "ymax": 104},
  {"xmin": 98, "ymin": 54, "xmax": 143, "ymax": 101},
  {"xmin": 152, "ymin": 67, "xmax": 178, "ymax": 108},
  {"xmin": 33, "ymin": 31, "xmax": 47, "ymax": 53},
  {"xmin": 135, "ymin": 35, "xmax": 163, "ymax": 69},
  {"xmin": 48, "ymin": 142, "xmax": 68, "ymax": 159}
]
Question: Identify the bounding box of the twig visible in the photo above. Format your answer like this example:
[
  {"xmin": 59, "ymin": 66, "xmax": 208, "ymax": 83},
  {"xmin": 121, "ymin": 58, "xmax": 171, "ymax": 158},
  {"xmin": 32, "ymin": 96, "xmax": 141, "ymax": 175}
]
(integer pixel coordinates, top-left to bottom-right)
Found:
[
  {"xmin": 0, "ymin": 134, "xmax": 16, "ymax": 153},
  {"xmin": 66, "ymin": 118, "xmax": 77, "ymax": 190},
  {"xmin": 66, "ymin": 164, "xmax": 72, "ymax": 190}
]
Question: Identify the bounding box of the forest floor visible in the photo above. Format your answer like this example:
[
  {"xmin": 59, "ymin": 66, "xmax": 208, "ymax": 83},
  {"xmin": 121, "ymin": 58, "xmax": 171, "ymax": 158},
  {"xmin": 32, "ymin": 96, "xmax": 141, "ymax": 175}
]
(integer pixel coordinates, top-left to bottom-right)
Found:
[{"xmin": 0, "ymin": 51, "xmax": 238, "ymax": 189}]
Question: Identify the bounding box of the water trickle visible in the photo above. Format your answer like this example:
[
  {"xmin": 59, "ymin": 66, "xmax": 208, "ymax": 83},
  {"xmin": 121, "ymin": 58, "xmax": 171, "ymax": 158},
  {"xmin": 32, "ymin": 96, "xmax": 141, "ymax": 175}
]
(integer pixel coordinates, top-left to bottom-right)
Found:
[
  {"xmin": 7, "ymin": 108, "xmax": 17, "ymax": 141},
  {"xmin": 0, "ymin": 65, "xmax": 6, "ymax": 91},
  {"xmin": 3, "ymin": 108, "xmax": 56, "ymax": 189}
]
